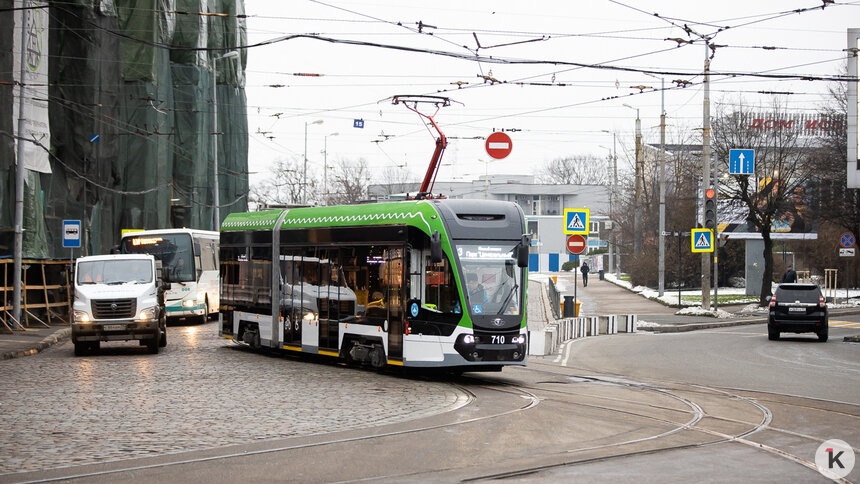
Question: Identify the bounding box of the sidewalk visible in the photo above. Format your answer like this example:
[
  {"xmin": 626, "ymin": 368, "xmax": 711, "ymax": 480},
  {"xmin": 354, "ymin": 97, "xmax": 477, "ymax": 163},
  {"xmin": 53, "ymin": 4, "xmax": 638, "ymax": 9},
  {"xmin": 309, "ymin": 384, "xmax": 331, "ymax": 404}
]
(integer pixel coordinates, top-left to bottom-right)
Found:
[{"xmin": 0, "ymin": 324, "xmax": 70, "ymax": 360}]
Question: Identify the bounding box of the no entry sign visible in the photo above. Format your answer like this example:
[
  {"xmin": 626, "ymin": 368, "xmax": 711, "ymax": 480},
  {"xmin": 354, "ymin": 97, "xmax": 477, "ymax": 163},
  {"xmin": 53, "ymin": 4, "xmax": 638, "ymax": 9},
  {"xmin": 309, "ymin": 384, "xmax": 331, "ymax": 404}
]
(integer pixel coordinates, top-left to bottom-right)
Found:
[
  {"xmin": 567, "ymin": 234, "xmax": 586, "ymax": 255},
  {"xmin": 485, "ymin": 132, "xmax": 512, "ymax": 159}
]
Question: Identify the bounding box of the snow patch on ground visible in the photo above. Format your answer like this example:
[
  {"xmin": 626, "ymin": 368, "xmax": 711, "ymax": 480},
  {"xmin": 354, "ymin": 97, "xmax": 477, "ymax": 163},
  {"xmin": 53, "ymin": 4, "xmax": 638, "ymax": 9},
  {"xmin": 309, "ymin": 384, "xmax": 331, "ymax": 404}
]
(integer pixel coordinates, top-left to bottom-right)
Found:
[
  {"xmin": 675, "ymin": 307, "xmax": 734, "ymax": 319},
  {"xmin": 636, "ymin": 320, "xmax": 660, "ymax": 328}
]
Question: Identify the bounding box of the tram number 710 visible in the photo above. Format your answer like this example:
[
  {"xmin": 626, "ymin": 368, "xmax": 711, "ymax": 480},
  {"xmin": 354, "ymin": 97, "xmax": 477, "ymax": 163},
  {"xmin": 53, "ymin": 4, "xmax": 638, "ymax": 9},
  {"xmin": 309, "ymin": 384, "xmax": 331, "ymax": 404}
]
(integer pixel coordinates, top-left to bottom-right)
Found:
[{"xmin": 491, "ymin": 335, "xmax": 506, "ymax": 345}]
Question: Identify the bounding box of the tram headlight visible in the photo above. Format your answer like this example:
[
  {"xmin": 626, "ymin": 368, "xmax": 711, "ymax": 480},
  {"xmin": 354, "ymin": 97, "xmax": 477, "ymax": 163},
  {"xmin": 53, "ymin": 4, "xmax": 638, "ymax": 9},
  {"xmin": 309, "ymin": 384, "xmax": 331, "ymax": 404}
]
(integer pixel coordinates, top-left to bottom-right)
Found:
[
  {"xmin": 463, "ymin": 334, "xmax": 475, "ymax": 345},
  {"xmin": 182, "ymin": 299, "xmax": 196, "ymax": 308},
  {"xmin": 303, "ymin": 311, "xmax": 318, "ymax": 322},
  {"xmin": 512, "ymin": 335, "xmax": 525, "ymax": 344}
]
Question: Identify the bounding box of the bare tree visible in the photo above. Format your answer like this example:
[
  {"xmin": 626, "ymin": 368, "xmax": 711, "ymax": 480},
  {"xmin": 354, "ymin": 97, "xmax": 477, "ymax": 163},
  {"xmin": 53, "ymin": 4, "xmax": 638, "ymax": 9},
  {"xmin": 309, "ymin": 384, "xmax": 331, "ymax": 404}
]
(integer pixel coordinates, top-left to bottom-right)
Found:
[
  {"xmin": 327, "ymin": 158, "xmax": 372, "ymax": 205},
  {"xmin": 712, "ymin": 101, "xmax": 817, "ymax": 305},
  {"xmin": 249, "ymin": 157, "xmax": 306, "ymax": 207},
  {"xmin": 537, "ymin": 155, "xmax": 609, "ymax": 185}
]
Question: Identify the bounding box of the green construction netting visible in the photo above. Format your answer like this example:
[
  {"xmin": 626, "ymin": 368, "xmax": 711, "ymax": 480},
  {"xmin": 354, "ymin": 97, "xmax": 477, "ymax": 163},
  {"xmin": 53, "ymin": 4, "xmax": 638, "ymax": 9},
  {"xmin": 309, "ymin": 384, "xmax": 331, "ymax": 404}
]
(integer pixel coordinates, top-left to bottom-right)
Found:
[{"xmin": 1, "ymin": 0, "xmax": 247, "ymax": 258}]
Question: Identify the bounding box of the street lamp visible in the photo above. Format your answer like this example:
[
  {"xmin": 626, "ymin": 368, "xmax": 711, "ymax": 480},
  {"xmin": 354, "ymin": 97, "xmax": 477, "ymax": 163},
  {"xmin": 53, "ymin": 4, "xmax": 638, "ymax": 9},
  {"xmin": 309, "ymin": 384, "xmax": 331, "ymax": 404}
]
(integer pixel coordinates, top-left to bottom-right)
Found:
[
  {"xmin": 212, "ymin": 50, "xmax": 239, "ymax": 230},
  {"xmin": 623, "ymin": 103, "xmax": 643, "ymax": 255},
  {"xmin": 304, "ymin": 119, "xmax": 324, "ymax": 204},
  {"xmin": 323, "ymin": 132, "xmax": 338, "ymax": 205},
  {"xmin": 601, "ymin": 130, "xmax": 619, "ymax": 276}
]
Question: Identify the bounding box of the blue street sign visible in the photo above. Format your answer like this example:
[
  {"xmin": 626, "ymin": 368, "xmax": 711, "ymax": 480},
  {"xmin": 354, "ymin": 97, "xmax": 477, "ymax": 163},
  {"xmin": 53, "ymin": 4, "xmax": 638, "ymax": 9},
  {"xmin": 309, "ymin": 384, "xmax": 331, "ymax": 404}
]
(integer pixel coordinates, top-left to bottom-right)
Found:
[
  {"xmin": 691, "ymin": 228, "xmax": 713, "ymax": 253},
  {"xmin": 729, "ymin": 149, "xmax": 755, "ymax": 175},
  {"xmin": 62, "ymin": 220, "xmax": 82, "ymax": 248},
  {"xmin": 89, "ymin": 134, "xmax": 100, "ymax": 143},
  {"xmin": 353, "ymin": 119, "xmax": 365, "ymax": 128},
  {"xmin": 841, "ymin": 232, "xmax": 855, "ymax": 248}
]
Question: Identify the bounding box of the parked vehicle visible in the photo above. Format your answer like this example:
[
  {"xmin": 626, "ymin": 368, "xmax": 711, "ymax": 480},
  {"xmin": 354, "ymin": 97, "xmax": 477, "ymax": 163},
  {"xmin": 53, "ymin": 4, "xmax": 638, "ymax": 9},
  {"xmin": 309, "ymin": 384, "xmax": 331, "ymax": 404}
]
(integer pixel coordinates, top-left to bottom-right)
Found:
[
  {"xmin": 767, "ymin": 283, "xmax": 828, "ymax": 342},
  {"xmin": 72, "ymin": 254, "xmax": 167, "ymax": 355}
]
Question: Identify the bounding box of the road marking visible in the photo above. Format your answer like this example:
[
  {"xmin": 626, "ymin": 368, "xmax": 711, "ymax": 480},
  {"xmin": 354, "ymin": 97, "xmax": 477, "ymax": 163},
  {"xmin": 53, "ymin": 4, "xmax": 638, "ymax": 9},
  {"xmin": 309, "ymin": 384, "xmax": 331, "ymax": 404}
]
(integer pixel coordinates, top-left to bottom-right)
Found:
[{"xmin": 829, "ymin": 320, "xmax": 860, "ymax": 328}]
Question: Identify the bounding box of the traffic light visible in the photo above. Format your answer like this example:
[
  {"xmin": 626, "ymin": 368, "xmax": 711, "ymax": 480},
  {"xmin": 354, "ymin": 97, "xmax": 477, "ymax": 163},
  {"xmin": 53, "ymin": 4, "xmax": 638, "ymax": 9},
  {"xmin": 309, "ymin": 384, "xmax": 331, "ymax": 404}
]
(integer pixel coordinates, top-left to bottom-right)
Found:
[{"xmin": 704, "ymin": 187, "xmax": 716, "ymax": 230}]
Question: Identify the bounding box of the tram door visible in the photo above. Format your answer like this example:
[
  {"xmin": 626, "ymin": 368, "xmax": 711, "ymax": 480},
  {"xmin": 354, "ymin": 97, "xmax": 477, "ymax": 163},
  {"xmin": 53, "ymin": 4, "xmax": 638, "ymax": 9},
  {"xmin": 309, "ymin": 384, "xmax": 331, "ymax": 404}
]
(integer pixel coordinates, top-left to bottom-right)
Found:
[
  {"xmin": 385, "ymin": 247, "xmax": 404, "ymax": 362},
  {"xmin": 280, "ymin": 249, "xmax": 302, "ymax": 348}
]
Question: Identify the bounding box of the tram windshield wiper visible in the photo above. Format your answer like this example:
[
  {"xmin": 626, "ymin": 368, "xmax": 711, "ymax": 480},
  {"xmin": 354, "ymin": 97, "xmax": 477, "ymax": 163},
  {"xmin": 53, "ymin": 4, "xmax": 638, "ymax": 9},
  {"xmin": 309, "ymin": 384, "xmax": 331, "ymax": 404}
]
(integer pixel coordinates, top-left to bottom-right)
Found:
[{"xmin": 496, "ymin": 283, "xmax": 518, "ymax": 315}]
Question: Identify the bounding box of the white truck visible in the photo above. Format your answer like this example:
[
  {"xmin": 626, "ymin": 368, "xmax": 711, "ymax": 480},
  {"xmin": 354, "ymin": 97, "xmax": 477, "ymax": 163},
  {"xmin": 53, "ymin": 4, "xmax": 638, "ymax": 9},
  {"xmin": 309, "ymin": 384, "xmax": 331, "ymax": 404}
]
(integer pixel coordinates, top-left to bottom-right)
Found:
[{"xmin": 72, "ymin": 254, "xmax": 167, "ymax": 356}]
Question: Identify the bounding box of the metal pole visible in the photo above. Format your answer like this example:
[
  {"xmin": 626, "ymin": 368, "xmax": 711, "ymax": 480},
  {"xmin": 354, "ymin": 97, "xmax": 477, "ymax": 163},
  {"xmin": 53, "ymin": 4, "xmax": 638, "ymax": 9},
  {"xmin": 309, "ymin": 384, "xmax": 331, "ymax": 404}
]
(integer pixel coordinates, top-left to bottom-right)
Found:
[
  {"xmin": 613, "ymin": 134, "xmax": 619, "ymax": 276},
  {"xmin": 633, "ymin": 109, "xmax": 643, "ymax": 254},
  {"xmin": 713, "ymin": 153, "xmax": 719, "ymax": 311},
  {"xmin": 303, "ymin": 121, "xmax": 308, "ymax": 205},
  {"xmin": 323, "ymin": 134, "xmax": 327, "ymax": 205},
  {"xmin": 13, "ymin": 3, "xmax": 29, "ymax": 325},
  {"xmin": 678, "ymin": 232, "xmax": 682, "ymax": 308},
  {"xmin": 658, "ymin": 78, "xmax": 666, "ymax": 297},
  {"xmin": 701, "ymin": 41, "xmax": 712, "ymax": 310},
  {"xmin": 212, "ymin": 64, "xmax": 219, "ymax": 229}
]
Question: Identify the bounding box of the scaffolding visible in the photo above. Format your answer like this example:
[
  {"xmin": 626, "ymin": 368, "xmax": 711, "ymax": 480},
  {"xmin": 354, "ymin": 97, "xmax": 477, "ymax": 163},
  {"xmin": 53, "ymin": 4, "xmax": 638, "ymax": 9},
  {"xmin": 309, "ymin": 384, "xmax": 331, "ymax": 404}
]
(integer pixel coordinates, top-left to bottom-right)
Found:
[{"xmin": 1, "ymin": 259, "xmax": 71, "ymax": 333}]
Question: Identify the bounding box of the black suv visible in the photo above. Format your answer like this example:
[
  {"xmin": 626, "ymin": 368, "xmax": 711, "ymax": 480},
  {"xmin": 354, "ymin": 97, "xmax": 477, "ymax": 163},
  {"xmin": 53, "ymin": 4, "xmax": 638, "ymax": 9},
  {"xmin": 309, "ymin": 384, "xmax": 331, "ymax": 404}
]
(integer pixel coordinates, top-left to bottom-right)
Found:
[{"xmin": 768, "ymin": 283, "xmax": 828, "ymax": 342}]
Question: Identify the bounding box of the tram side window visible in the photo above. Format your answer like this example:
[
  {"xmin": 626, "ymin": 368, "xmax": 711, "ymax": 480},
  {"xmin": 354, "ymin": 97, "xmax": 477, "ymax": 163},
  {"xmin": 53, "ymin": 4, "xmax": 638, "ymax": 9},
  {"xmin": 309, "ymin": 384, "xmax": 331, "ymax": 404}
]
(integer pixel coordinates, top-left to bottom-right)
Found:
[
  {"xmin": 424, "ymin": 256, "xmax": 459, "ymax": 314},
  {"xmin": 250, "ymin": 245, "xmax": 272, "ymax": 307}
]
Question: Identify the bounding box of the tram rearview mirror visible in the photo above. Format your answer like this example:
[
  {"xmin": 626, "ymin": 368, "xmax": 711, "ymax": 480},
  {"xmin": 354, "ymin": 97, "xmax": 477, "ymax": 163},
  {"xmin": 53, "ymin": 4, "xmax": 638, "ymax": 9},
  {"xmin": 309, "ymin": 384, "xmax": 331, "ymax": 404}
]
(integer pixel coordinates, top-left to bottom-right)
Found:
[
  {"xmin": 430, "ymin": 231, "xmax": 442, "ymax": 263},
  {"xmin": 517, "ymin": 234, "xmax": 530, "ymax": 268}
]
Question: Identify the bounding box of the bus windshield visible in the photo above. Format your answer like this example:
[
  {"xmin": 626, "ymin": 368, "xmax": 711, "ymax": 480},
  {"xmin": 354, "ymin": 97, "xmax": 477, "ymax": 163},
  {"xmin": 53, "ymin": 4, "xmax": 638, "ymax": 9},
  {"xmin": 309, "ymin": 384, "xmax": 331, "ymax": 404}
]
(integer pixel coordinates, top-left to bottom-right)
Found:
[
  {"xmin": 122, "ymin": 233, "xmax": 195, "ymax": 283},
  {"xmin": 457, "ymin": 243, "xmax": 522, "ymax": 316}
]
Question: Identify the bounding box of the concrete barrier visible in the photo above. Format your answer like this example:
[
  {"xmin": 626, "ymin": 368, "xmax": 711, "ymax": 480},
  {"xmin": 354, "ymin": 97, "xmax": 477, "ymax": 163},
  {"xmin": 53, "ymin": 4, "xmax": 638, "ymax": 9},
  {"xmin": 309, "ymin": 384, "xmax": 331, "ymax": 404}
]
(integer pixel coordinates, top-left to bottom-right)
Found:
[{"xmin": 528, "ymin": 313, "xmax": 640, "ymax": 355}]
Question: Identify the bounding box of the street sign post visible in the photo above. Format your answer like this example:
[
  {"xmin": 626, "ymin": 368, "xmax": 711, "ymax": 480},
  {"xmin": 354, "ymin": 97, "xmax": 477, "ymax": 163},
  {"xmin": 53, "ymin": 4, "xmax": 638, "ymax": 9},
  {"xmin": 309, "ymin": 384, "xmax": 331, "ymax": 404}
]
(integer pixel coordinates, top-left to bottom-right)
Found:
[
  {"xmin": 691, "ymin": 228, "xmax": 714, "ymax": 253},
  {"xmin": 485, "ymin": 132, "xmax": 512, "ymax": 159},
  {"xmin": 563, "ymin": 208, "xmax": 589, "ymax": 235},
  {"xmin": 566, "ymin": 234, "xmax": 586, "ymax": 255},
  {"xmin": 62, "ymin": 220, "xmax": 81, "ymax": 249},
  {"xmin": 729, "ymin": 149, "xmax": 755, "ymax": 175}
]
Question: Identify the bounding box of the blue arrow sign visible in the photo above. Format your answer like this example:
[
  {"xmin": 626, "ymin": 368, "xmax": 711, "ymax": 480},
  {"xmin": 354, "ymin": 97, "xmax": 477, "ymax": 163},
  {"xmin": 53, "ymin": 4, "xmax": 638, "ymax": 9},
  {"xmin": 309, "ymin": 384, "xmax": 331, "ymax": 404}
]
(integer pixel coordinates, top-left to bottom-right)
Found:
[{"xmin": 729, "ymin": 149, "xmax": 755, "ymax": 175}]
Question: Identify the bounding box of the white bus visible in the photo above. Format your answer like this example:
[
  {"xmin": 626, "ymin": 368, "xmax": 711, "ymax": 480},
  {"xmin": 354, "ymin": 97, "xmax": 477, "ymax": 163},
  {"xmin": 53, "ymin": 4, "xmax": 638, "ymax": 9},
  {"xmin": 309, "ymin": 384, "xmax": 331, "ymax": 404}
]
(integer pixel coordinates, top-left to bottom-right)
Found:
[{"xmin": 120, "ymin": 228, "xmax": 219, "ymax": 323}]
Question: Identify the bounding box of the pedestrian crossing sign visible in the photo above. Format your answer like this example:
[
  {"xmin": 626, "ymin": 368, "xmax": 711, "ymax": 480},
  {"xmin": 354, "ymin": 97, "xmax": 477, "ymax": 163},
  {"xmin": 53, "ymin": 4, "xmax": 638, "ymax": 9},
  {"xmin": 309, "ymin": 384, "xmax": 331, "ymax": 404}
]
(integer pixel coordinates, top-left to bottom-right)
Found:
[
  {"xmin": 564, "ymin": 208, "xmax": 589, "ymax": 234},
  {"xmin": 691, "ymin": 228, "xmax": 714, "ymax": 253}
]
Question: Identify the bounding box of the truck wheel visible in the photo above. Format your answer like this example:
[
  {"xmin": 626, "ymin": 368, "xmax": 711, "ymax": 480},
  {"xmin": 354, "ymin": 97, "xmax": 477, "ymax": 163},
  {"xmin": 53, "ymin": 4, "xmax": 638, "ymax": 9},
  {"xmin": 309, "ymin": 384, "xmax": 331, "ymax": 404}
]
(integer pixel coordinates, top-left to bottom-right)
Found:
[
  {"xmin": 74, "ymin": 341, "xmax": 88, "ymax": 356},
  {"xmin": 148, "ymin": 333, "xmax": 160, "ymax": 354}
]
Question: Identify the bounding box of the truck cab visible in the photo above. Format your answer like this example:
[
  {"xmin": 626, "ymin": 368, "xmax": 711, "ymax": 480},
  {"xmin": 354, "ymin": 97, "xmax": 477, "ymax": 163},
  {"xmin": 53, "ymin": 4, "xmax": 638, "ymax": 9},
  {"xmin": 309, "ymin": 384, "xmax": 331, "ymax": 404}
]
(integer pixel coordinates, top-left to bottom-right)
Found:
[{"xmin": 72, "ymin": 254, "xmax": 167, "ymax": 355}]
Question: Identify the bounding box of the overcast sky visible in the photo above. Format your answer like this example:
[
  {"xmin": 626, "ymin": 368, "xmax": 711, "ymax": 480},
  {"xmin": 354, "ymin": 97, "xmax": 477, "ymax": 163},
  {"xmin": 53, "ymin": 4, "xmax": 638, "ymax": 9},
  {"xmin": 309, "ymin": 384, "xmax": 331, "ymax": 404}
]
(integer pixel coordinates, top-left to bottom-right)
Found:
[{"xmin": 242, "ymin": 0, "xmax": 859, "ymax": 189}]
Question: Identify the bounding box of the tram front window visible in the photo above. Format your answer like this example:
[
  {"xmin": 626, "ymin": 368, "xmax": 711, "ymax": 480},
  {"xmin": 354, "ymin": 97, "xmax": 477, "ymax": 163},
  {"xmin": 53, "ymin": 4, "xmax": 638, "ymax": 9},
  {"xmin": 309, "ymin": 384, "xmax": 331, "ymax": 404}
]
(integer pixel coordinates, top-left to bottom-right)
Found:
[{"xmin": 457, "ymin": 243, "xmax": 522, "ymax": 316}]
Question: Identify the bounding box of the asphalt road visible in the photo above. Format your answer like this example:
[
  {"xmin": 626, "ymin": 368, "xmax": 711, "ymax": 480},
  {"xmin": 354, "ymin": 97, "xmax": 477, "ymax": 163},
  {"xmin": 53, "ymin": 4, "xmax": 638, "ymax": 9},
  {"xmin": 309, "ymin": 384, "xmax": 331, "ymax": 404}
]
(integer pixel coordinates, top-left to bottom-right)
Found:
[{"xmin": 1, "ymin": 318, "xmax": 857, "ymax": 483}]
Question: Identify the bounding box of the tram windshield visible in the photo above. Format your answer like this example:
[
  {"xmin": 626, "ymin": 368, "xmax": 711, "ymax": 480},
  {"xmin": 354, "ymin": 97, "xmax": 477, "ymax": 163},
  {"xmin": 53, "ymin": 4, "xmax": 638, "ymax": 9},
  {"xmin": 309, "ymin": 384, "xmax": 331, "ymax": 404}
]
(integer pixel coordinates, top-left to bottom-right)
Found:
[{"xmin": 457, "ymin": 243, "xmax": 522, "ymax": 316}]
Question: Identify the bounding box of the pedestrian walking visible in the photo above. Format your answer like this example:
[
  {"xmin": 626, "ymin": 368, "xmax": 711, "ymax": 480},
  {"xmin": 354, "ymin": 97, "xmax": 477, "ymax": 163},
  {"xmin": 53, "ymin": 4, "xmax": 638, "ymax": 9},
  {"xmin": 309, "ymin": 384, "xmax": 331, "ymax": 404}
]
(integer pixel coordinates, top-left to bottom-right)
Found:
[
  {"xmin": 781, "ymin": 263, "xmax": 797, "ymax": 283},
  {"xmin": 580, "ymin": 261, "xmax": 590, "ymax": 287}
]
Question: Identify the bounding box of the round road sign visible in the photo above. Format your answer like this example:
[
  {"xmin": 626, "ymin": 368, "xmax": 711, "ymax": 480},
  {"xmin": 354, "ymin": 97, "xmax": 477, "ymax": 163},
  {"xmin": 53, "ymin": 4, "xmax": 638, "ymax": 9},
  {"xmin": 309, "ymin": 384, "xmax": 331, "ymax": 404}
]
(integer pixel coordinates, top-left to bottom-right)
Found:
[
  {"xmin": 841, "ymin": 232, "xmax": 855, "ymax": 248},
  {"xmin": 485, "ymin": 132, "xmax": 512, "ymax": 159},
  {"xmin": 567, "ymin": 234, "xmax": 587, "ymax": 255}
]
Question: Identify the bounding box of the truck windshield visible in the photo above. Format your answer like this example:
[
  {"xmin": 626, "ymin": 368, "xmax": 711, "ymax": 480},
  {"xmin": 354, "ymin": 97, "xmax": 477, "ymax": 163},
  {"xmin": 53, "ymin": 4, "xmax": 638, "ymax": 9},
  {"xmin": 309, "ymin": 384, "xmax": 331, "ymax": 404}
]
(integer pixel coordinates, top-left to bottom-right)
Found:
[
  {"xmin": 77, "ymin": 260, "xmax": 152, "ymax": 285},
  {"xmin": 457, "ymin": 243, "xmax": 522, "ymax": 316},
  {"xmin": 122, "ymin": 233, "xmax": 195, "ymax": 283}
]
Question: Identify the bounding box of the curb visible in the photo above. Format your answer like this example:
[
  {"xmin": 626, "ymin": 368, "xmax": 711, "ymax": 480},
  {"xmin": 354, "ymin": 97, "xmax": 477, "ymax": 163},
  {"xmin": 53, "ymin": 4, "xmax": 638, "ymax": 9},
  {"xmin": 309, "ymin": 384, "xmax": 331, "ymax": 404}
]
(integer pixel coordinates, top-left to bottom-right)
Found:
[
  {"xmin": 0, "ymin": 328, "xmax": 71, "ymax": 361},
  {"xmin": 646, "ymin": 318, "xmax": 766, "ymax": 333}
]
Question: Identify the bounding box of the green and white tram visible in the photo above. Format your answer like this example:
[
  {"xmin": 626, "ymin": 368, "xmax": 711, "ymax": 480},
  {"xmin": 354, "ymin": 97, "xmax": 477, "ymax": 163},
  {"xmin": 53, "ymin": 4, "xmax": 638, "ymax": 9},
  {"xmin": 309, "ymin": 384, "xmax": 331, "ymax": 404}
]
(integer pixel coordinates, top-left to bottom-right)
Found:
[{"xmin": 218, "ymin": 199, "xmax": 530, "ymax": 371}]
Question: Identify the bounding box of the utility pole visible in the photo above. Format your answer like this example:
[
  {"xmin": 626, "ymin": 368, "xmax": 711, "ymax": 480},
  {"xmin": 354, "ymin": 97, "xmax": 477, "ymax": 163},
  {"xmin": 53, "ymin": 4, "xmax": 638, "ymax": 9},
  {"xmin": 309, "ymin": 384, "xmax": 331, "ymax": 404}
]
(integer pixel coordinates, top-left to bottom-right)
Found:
[
  {"xmin": 634, "ymin": 111, "xmax": 643, "ymax": 254},
  {"xmin": 701, "ymin": 41, "xmax": 712, "ymax": 310},
  {"xmin": 658, "ymin": 78, "xmax": 667, "ymax": 297},
  {"xmin": 12, "ymin": 3, "xmax": 28, "ymax": 325}
]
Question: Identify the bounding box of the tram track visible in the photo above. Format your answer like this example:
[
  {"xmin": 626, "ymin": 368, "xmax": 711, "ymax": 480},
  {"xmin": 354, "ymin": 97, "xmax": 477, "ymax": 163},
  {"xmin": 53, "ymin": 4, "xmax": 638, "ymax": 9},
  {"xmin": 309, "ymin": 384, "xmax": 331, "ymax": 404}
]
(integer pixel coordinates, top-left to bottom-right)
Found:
[{"xmin": 454, "ymin": 363, "xmax": 855, "ymax": 483}]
